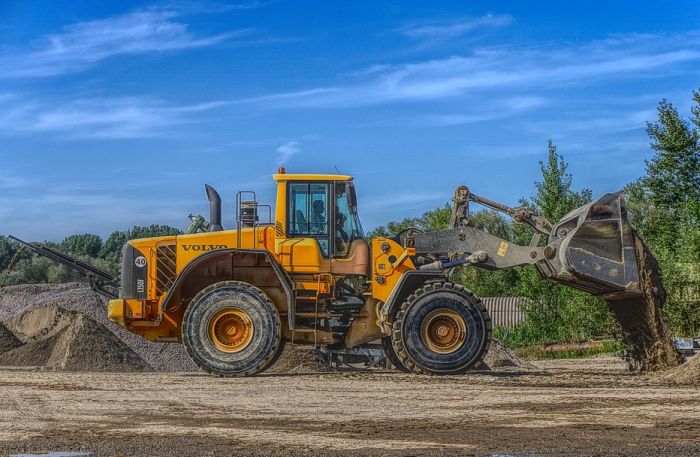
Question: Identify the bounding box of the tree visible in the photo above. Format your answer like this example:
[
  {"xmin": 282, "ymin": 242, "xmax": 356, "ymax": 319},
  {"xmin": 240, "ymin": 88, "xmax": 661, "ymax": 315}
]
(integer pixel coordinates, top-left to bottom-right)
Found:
[
  {"xmin": 99, "ymin": 225, "xmax": 182, "ymax": 264},
  {"xmin": 61, "ymin": 234, "xmax": 103, "ymax": 258},
  {"xmin": 533, "ymin": 140, "xmax": 592, "ymax": 222},
  {"xmin": 128, "ymin": 224, "xmax": 182, "ymax": 240},
  {"xmin": 100, "ymin": 231, "xmax": 129, "ymax": 264},
  {"xmin": 509, "ymin": 141, "xmax": 611, "ymax": 345},
  {"xmin": 366, "ymin": 217, "xmax": 422, "ymax": 239},
  {"xmin": 0, "ymin": 236, "xmax": 17, "ymax": 271},
  {"xmin": 692, "ymin": 89, "xmax": 700, "ymax": 129},
  {"xmin": 644, "ymin": 100, "xmax": 700, "ymax": 210},
  {"xmin": 624, "ymin": 92, "xmax": 700, "ymax": 335}
]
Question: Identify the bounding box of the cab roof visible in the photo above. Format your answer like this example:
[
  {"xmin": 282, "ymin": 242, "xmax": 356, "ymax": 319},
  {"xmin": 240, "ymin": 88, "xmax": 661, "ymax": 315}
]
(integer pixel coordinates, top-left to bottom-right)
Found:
[{"xmin": 273, "ymin": 173, "xmax": 353, "ymax": 182}]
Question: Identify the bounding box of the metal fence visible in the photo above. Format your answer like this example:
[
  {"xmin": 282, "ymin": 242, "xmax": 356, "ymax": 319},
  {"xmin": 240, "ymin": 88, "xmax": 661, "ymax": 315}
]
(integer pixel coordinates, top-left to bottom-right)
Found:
[{"xmin": 481, "ymin": 297, "xmax": 531, "ymax": 328}]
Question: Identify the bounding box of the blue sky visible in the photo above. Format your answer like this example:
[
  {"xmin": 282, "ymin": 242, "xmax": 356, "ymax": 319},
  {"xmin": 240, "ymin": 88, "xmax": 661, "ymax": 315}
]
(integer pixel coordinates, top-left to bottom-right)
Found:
[{"xmin": 1, "ymin": 1, "xmax": 700, "ymax": 241}]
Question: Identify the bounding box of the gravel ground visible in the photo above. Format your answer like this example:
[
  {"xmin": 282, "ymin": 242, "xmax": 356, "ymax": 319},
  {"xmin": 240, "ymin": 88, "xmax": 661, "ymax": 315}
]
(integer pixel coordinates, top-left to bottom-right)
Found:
[{"xmin": 0, "ymin": 356, "xmax": 698, "ymax": 456}]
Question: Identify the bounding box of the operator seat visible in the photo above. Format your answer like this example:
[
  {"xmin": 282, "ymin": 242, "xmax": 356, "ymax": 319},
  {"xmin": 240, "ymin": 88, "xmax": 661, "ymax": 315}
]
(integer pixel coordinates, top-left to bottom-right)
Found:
[{"xmin": 295, "ymin": 210, "xmax": 306, "ymax": 232}]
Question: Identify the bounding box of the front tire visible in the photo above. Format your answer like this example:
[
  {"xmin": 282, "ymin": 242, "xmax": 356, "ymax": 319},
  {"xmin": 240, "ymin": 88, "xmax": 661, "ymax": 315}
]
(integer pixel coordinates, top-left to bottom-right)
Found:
[
  {"xmin": 182, "ymin": 281, "xmax": 283, "ymax": 377},
  {"xmin": 391, "ymin": 282, "xmax": 491, "ymax": 375},
  {"xmin": 381, "ymin": 337, "xmax": 410, "ymax": 372}
]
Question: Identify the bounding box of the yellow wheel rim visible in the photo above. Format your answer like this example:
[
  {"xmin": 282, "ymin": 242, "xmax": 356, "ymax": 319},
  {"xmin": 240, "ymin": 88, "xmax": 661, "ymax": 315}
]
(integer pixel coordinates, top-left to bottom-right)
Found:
[
  {"xmin": 208, "ymin": 308, "xmax": 254, "ymax": 353},
  {"xmin": 420, "ymin": 308, "xmax": 467, "ymax": 354}
]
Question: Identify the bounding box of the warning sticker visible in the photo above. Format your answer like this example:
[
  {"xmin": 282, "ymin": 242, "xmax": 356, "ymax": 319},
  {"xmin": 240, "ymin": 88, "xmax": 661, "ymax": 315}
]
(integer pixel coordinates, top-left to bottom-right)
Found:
[{"xmin": 497, "ymin": 241, "xmax": 509, "ymax": 257}]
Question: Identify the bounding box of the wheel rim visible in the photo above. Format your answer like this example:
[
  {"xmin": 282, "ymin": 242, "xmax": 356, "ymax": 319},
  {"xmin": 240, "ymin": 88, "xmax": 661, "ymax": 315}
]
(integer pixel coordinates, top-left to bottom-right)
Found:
[
  {"xmin": 208, "ymin": 307, "xmax": 254, "ymax": 353},
  {"xmin": 420, "ymin": 308, "xmax": 467, "ymax": 354}
]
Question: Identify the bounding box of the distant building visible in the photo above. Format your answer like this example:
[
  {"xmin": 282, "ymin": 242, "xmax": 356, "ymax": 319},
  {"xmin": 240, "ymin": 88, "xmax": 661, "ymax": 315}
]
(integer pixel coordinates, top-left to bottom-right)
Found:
[{"xmin": 481, "ymin": 297, "xmax": 531, "ymax": 328}]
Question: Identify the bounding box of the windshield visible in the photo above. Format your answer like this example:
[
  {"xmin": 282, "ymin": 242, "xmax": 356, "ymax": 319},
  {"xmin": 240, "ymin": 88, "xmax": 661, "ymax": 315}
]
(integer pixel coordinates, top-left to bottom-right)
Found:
[{"xmin": 334, "ymin": 181, "xmax": 364, "ymax": 255}]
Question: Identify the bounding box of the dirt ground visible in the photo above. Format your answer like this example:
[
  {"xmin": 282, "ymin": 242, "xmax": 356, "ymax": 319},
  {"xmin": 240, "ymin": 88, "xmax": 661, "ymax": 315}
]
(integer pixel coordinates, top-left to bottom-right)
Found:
[{"xmin": 0, "ymin": 356, "xmax": 698, "ymax": 457}]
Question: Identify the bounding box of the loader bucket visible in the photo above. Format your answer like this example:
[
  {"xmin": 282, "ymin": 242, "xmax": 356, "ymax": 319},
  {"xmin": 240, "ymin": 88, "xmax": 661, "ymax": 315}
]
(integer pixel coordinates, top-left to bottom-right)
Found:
[{"xmin": 548, "ymin": 192, "xmax": 641, "ymax": 299}]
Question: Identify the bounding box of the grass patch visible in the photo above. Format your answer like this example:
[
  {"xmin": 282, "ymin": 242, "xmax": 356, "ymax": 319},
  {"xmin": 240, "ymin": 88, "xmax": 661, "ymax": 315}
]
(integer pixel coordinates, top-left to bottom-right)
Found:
[
  {"xmin": 513, "ymin": 340, "xmax": 626, "ymax": 360},
  {"xmin": 493, "ymin": 325, "xmax": 626, "ymax": 360}
]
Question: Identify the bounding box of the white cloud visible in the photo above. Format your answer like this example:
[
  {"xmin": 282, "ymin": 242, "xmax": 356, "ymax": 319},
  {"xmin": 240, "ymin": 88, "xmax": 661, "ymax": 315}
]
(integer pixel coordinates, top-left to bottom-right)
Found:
[
  {"xmin": 398, "ymin": 14, "xmax": 513, "ymax": 39},
  {"xmin": 424, "ymin": 96, "xmax": 546, "ymax": 126},
  {"xmin": 276, "ymin": 141, "xmax": 301, "ymax": 165},
  {"xmin": 0, "ymin": 97, "xmax": 228, "ymax": 139},
  {"xmin": 0, "ymin": 9, "xmax": 248, "ymax": 79},
  {"xmin": 237, "ymin": 32, "xmax": 700, "ymax": 109},
  {"xmin": 0, "ymin": 172, "xmax": 30, "ymax": 190},
  {"xmin": 521, "ymin": 108, "xmax": 659, "ymax": 142}
]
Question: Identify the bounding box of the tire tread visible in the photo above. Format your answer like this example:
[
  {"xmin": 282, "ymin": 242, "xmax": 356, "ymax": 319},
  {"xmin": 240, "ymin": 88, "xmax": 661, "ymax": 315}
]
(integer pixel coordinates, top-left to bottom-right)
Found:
[
  {"xmin": 182, "ymin": 280, "xmax": 283, "ymax": 377},
  {"xmin": 391, "ymin": 282, "xmax": 492, "ymax": 375}
]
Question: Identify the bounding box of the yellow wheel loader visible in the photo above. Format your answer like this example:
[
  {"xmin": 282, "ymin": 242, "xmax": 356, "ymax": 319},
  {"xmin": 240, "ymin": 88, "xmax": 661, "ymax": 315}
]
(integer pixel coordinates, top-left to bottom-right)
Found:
[{"xmin": 12, "ymin": 169, "xmax": 647, "ymax": 376}]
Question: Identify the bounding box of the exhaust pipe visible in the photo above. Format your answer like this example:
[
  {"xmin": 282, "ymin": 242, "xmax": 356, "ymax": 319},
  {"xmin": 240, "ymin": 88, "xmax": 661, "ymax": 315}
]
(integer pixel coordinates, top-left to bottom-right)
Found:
[{"xmin": 204, "ymin": 184, "xmax": 224, "ymax": 232}]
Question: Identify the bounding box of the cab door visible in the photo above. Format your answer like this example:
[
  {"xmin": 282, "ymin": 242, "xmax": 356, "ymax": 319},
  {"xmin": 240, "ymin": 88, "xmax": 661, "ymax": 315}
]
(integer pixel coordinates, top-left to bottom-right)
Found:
[{"xmin": 279, "ymin": 181, "xmax": 331, "ymax": 273}]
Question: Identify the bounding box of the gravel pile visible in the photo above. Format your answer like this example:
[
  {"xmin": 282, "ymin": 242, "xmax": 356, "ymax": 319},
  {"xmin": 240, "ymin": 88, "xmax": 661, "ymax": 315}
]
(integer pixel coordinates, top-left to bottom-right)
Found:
[
  {"xmin": 0, "ymin": 322, "xmax": 21, "ymax": 354},
  {"xmin": 0, "ymin": 283, "xmax": 196, "ymax": 372},
  {"xmin": 483, "ymin": 340, "xmax": 535, "ymax": 370},
  {"xmin": 0, "ymin": 304, "xmax": 150, "ymax": 371},
  {"xmin": 656, "ymin": 353, "xmax": 700, "ymax": 385},
  {"xmin": 269, "ymin": 345, "xmax": 322, "ymax": 373}
]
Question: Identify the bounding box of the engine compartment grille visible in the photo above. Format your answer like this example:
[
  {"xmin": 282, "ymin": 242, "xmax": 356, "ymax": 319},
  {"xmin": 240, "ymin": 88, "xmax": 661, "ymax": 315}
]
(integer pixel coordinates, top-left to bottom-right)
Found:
[{"xmin": 156, "ymin": 242, "xmax": 177, "ymax": 296}]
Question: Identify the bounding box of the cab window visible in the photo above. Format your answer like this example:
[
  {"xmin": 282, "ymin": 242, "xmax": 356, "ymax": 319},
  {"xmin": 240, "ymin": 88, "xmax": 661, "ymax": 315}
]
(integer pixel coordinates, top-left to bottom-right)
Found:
[
  {"xmin": 287, "ymin": 182, "xmax": 330, "ymax": 256},
  {"xmin": 334, "ymin": 182, "xmax": 364, "ymax": 256}
]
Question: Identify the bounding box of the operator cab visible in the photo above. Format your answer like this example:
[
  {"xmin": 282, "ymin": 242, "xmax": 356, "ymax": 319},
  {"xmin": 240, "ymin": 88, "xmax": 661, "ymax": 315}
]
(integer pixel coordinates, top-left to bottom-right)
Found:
[
  {"xmin": 285, "ymin": 177, "xmax": 364, "ymax": 257},
  {"xmin": 274, "ymin": 170, "xmax": 368, "ymax": 275}
]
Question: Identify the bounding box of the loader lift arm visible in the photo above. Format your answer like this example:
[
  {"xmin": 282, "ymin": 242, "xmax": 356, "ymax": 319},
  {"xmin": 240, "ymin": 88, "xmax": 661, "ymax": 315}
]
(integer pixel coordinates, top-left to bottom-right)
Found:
[
  {"xmin": 413, "ymin": 186, "xmax": 642, "ymax": 300},
  {"xmin": 449, "ymin": 185, "xmax": 552, "ymax": 236},
  {"xmin": 8, "ymin": 235, "xmax": 120, "ymax": 299}
]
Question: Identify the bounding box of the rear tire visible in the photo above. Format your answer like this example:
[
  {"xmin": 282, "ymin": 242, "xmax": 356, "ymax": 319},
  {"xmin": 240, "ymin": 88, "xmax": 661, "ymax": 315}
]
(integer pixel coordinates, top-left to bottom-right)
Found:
[
  {"xmin": 391, "ymin": 282, "xmax": 491, "ymax": 375},
  {"xmin": 182, "ymin": 280, "xmax": 282, "ymax": 377}
]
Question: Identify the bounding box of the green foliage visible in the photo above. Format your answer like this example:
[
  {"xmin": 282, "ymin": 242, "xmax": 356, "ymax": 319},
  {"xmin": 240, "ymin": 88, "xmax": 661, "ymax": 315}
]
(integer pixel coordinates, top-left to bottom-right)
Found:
[
  {"xmin": 626, "ymin": 92, "xmax": 700, "ymax": 336},
  {"xmin": 1, "ymin": 224, "xmax": 182, "ymax": 286},
  {"xmin": 507, "ymin": 140, "xmax": 610, "ymax": 346},
  {"xmin": 100, "ymin": 231, "xmax": 129, "ymax": 264},
  {"xmin": 366, "ymin": 217, "xmax": 422, "ymax": 239},
  {"xmin": 128, "ymin": 224, "xmax": 182, "ymax": 239},
  {"xmin": 506, "ymin": 267, "xmax": 616, "ymax": 345},
  {"xmin": 99, "ymin": 225, "xmax": 181, "ymax": 264},
  {"xmin": 643, "ymin": 100, "xmax": 699, "ymax": 209},
  {"xmin": 533, "ymin": 140, "xmax": 593, "ymax": 222},
  {"xmin": 421, "ymin": 205, "xmax": 452, "ymax": 231},
  {"xmin": 61, "ymin": 234, "xmax": 103, "ymax": 258},
  {"xmin": 0, "ymin": 236, "xmax": 17, "ymax": 271},
  {"xmin": 366, "ymin": 205, "xmax": 452, "ymax": 238},
  {"xmin": 491, "ymin": 333, "xmax": 625, "ymax": 360}
]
